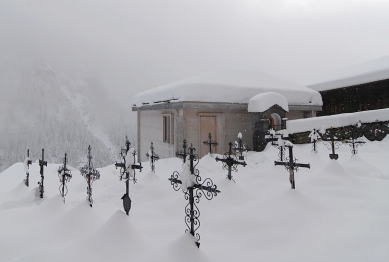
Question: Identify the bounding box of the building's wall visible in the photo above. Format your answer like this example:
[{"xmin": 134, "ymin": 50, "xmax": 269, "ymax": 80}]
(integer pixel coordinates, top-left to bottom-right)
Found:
[
  {"xmin": 138, "ymin": 110, "xmax": 176, "ymax": 162},
  {"xmin": 286, "ymin": 110, "xmax": 304, "ymax": 120},
  {"xmin": 318, "ymin": 78, "xmax": 389, "ymax": 116},
  {"xmin": 184, "ymin": 108, "xmax": 253, "ymax": 157}
]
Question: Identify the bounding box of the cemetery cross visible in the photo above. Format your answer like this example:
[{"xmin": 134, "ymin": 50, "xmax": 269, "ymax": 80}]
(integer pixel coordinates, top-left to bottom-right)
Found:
[
  {"xmin": 202, "ymin": 132, "xmax": 219, "ymax": 155},
  {"xmin": 321, "ymin": 127, "xmax": 345, "ymax": 160},
  {"xmin": 309, "ymin": 128, "xmax": 321, "ymax": 153},
  {"xmin": 343, "ymin": 123, "xmax": 366, "ymax": 156},
  {"xmin": 215, "ymin": 142, "xmax": 247, "ymax": 181},
  {"xmin": 80, "ymin": 145, "xmax": 101, "ymax": 207},
  {"xmin": 145, "ymin": 142, "xmax": 159, "ymax": 172},
  {"xmin": 58, "ymin": 153, "xmax": 72, "ymax": 203},
  {"xmin": 233, "ymin": 132, "xmax": 250, "ymax": 160},
  {"xmin": 24, "ymin": 149, "xmax": 32, "ymax": 187},
  {"xmin": 169, "ymin": 144, "xmax": 220, "ymax": 248},
  {"xmin": 38, "ymin": 149, "xmax": 47, "ymax": 198},
  {"xmin": 176, "ymin": 139, "xmax": 188, "ymax": 164},
  {"xmin": 274, "ymin": 145, "xmax": 310, "ymax": 189}
]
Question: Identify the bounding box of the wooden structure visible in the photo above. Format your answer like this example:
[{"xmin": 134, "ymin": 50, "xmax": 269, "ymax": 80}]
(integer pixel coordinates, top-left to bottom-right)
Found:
[{"xmin": 308, "ymin": 57, "xmax": 389, "ymax": 116}]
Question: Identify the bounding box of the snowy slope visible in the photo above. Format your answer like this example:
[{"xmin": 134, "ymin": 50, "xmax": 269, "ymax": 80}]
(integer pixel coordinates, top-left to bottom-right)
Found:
[
  {"xmin": 0, "ymin": 62, "xmax": 134, "ymax": 171},
  {"xmin": 1, "ymin": 137, "xmax": 389, "ymax": 262}
]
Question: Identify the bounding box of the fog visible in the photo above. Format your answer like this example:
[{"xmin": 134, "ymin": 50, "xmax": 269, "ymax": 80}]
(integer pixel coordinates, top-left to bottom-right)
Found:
[{"xmin": 1, "ymin": 0, "xmax": 389, "ymax": 110}]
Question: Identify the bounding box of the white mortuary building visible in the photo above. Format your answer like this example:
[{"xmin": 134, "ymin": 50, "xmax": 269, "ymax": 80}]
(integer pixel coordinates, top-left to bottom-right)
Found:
[{"xmin": 132, "ymin": 71, "xmax": 322, "ymax": 161}]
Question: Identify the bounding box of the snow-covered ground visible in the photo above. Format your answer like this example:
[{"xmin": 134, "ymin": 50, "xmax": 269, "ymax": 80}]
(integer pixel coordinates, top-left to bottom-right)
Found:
[{"xmin": 1, "ymin": 137, "xmax": 389, "ymax": 262}]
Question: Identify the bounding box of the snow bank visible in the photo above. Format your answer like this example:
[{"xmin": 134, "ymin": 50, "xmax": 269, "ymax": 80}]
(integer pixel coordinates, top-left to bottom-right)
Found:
[
  {"xmin": 132, "ymin": 71, "xmax": 322, "ymax": 107},
  {"xmin": 287, "ymin": 108, "xmax": 389, "ymax": 134},
  {"xmin": 248, "ymin": 92, "xmax": 288, "ymax": 112},
  {"xmin": 307, "ymin": 56, "xmax": 389, "ymax": 91}
]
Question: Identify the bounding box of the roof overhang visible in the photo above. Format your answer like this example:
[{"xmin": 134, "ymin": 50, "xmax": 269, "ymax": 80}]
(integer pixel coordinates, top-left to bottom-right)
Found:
[{"xmin": 132, "ymin": 101, "xmax": 322, "ymax": 112}]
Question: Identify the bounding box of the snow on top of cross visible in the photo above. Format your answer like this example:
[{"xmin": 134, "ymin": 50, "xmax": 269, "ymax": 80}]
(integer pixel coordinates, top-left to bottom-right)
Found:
[
  {"xmin": 307, "ymin": 56, "xmax": 389, "ymax": 92},
  {"xmin": 248, "ymin": 92, "xmax": 289, "ymax": 113},
  {"xmin": 132, "ymin": 71, "xmax": 322, "ymax": 107}
]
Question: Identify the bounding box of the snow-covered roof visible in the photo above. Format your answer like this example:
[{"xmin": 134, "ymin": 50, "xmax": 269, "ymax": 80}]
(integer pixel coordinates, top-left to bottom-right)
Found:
[
  {"xmin": 307, "ymin": 56, "xmax": 389, "ymax": 92},
  {"xmin": 132, "ymin": 71, "xmax": 322, "ymax": 107},
  {"xmin": 248, "ymin": 92, "xmax": 289, "ymax": 113}
]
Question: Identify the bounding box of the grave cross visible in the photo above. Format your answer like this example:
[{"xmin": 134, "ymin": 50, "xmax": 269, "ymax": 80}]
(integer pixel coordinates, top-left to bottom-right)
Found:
[
  {"xmin": 58, "ymin": 153, "xmax": 72, "ymax": 203},
  {"xmin": 176, "ymin": 139, "xmax": 188, "ymax": 164},
  {"xmin": 274, "ymin": 145, "xmax": 310, "ymax": 189},
  {"xmin": 321, "ymin": 127, "xmax": 345, "ymax": 160},
  {"xmin": 80, "ymin": 145, "xmax": 100, "ymax": 207},
  {"xmin": 115, "ymin": 146, "xmax": 143, "ymax": 215},
  {"xmin": 169, "ymin": 144, "xmax": 220, "ymax": 248},
  {"xmin": 215, "ymin": 142, "xmax": 247, "ymax": 181},
  {"xmin": 233, "ymin": 132, "xmax": 250, "ymax": 160},
  {"xmin": 266, "ymin": 129, "xmax": 289, "ymax": 161},
  {"xmin": 265, "ymin": 129, "xmax": 280, "ymax": 146},
  {"xmin": 145, "ymin": 142, "xmax": 159, "ymax": 172},
  {"xmin": 344, "ymin": 138, "xmax": 366, "ymax": 156},
  {"xmin": 23, "ymin": 149, "xmax": 32, "ymax": 187},
  {"xmin": 38, "ymin": 149, "xmax": 47, "ymax": 198},
  {"xmin": 202, "ymin": 132, "xmax": 218, "ymax": 155},
  {"xmin": 309, "ymin": 128, "xmax": 321, "ymax": 153}
]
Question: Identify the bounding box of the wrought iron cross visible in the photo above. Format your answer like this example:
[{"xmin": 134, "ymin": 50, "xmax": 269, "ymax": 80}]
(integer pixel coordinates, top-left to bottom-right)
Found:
[
  {"xmin": 265, "ymin": 129, "xmax": 280, "ymax": 146},
  {"xmin": 202, "ymin": 132, "xmax": 218, "ymax": 155},
  {"xmin": 321, "ymin": 127, "xmax": 345, "ymax": 160},
  {"xmin": 115, "ymin": 147, "xmax": 143, "ymax": 215},
  {"xmin": 169, "ymin": 144, "xmax": 220, "ymax": 248},
  {"xmin": 274, "ymin": 145, "xmax": 310, "ymax": 189},
  {"xmin": 38, "ymin": 149, "xmax": 47, "ymax": 198},
  {"xmin": 24, "ymin": 149, "xmax": 32, "ymax": 187},
  {"xmin": 58, "ymin": 153, "xmax": 72, "ymax": 203},
  {"xmin": 309, "ymin": 128, "xmax": 321, "ymax": 153},
  {"xmin": 145, "ymin": 142, "xmax": 160, "ymax": 172},
  {"xmin": 176, "ymin": 139, "xmax": 188, "ymax": 164},
  {"xmin": 233, "ymin": 133, "xmax": 250, "ymax": 160},
  {"xmin": 80, "ymin": 145, "xmax": 100, "ymax": 207},
  {"xmin": 215, "ymin": 142, "xmax": 247, "ymax": 181}
]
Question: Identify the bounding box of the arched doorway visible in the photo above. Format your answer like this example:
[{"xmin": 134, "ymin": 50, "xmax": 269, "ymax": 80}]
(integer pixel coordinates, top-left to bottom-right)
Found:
[{"xmin": 269, "ymin": 113, "xmax": 282, "ymax": 130}]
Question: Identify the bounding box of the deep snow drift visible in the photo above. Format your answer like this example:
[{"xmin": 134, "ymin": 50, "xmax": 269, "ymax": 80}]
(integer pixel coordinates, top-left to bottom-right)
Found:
[{"xmin": 1, "ymin": 138, "xmax": 389, "ymax": 262}]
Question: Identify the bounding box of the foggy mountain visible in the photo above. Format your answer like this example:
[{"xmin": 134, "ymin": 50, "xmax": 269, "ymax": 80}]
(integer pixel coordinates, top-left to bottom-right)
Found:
[{"xmin": 0, "ymin": 62, "xmax": 136, "ymax": 172}]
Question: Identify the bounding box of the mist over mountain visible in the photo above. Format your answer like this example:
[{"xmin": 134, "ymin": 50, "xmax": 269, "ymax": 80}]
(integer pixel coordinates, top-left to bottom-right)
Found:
[{"xmin": 0, "ymin": 61, "xmax": 136, "ymax": 172}]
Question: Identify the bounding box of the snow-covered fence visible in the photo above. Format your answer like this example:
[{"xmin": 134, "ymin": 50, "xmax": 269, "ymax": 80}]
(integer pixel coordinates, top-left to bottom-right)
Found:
[{"xmin": 287, "ymin": 108, "xmax": 389, "ymax": 143}]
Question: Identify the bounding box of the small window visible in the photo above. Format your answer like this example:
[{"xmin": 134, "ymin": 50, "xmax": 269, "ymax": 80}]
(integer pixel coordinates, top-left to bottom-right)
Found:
[{"xmin": 163, "ymin": 114, "xmax": 174, "ymax": 144}]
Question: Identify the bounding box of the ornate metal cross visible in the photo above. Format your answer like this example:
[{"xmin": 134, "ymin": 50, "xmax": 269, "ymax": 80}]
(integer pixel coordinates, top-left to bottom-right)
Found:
[
  {"xmin": 176, "ymin": 139, "xmax": 188, "ymax": 164},
  {"xmin": 274, "ymin": 145, "xmax": 310, "ymax": 189},
  {"xmin": 343, "ymin": 123, "xmax": 366, "ymax": 156},
  {"xmin": 80, "ymin": 145, "xmax": 100, "ymax": 207},
  {"xmin": 265, "ymin": 129, "xmax": 280, "ymax": 146},
  {"xmin": 309, "ymin": 128, "xmax": 321, "ymax": 153},
  {"xmin": 233, "ymin": 132, "xmax": 250, "ymax": 160},
  {"xmin": 216, "ymin": 142, "xmax": 247, "ymax": 181},
  {"xmin": 145, "ymin": 142, "xmax": 159, "ymax": 172},
  {"xmin": 24, "ymin": 149, "xmax": 32, "ymax": 187},
  {"xmin": 169, "ymin": 145, "xmax": 220, "ymax": 248},
  {"xmin": 115, "ymin": 146, "xmax": 143, "ymax": 215},
  {"xmin": 38, "ymin": 149, "xmax": 47, "ymax": 198},
  {"xmin": 58, "ymin": 153, "xmax": 72, "ymax": 203},
  {"xmin": 321, "ymin": 127, "xmax": 345, "ymax": 160},
  {"xmin": 202, "ymin": 132, "xmax": 218, "ymax": 155}
]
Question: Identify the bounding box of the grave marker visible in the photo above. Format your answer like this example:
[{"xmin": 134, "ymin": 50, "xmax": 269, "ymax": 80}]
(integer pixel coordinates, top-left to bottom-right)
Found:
[
  {"xmin": 274, "ymin": 145, "xmax": 310, "ymax": 189},
  {"xmin": 58, "ymin": 153, "xmax": 72, "ymax": 203},
  {"xmin": 169, "ymin": 145, "xmax": 220, "ymax": 248}
]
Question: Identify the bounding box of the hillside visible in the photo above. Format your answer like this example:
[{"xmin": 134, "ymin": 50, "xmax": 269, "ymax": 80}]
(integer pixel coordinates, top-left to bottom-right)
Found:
[{"xmin": 0, "ymin": 62, "xmax": 135, "ymax": 171}]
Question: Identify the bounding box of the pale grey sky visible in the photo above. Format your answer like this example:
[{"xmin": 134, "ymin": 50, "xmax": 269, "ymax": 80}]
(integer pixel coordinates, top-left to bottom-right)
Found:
[{"xmin": 1, "ymin": 0, "xmax": 389, "ymax": 108}]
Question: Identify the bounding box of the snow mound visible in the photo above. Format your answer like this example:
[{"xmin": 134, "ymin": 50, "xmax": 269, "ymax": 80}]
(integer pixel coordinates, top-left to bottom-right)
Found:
[
  {"xmin": 140, "ymin": 233, "xmax": 211, "ymax": 262},
  {"xmin": 248, "ymin": 92, "xmax": 289, "ymax": 112}
]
